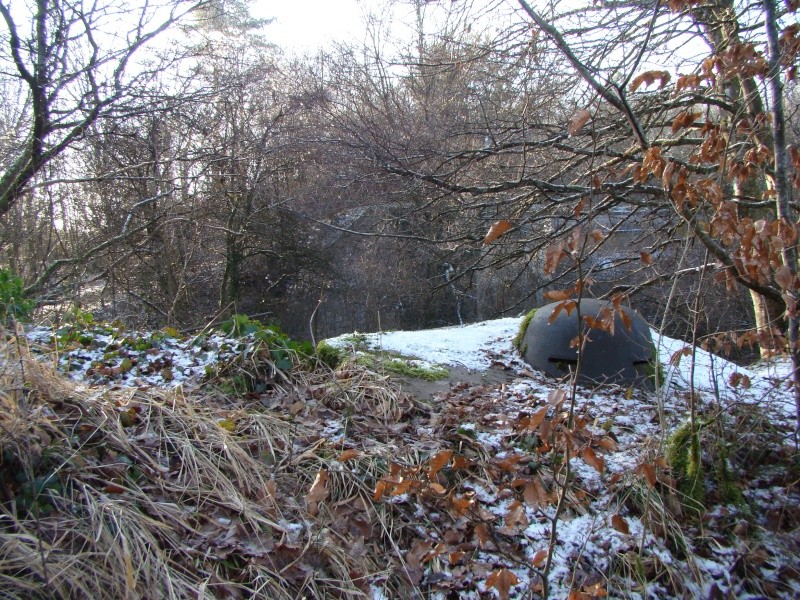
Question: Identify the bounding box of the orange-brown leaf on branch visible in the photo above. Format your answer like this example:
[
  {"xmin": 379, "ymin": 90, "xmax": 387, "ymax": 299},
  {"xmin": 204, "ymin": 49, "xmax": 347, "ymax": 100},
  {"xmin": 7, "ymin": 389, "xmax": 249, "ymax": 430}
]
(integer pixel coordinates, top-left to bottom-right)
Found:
[
  {"xmin": 629, "ymin": 70, "xmax": 671, "ymax": 92},
  {"xmin": 611, "ymin": 513, "xmax": 631, "ymax": 534},
  {"xmin": 544, "ymin": 289, "xmax": 572, "ymax": 302},
  {"xmin": 486, "ymin": 568, "xmax": 520, "ymax": 600},
  {"xmin": 544, "ymin": 241, "xmax": 567, "ymax": 274},
  {"xmin": 675, "ymin": 73, "xmax": 703, "ymax": 92},
  {"xmin": 568, "ymin": 108, "xmax": 591, "ymax": 135},
  {"xmin": 548, "ymin": 300, "xmax": 576, "ymax": 324},
  {"xmin": 483, "ymin": 220, "xmax": 513, "ymax": 245},
  {"xmin": 671, "ymin": 110, "xmax": 702, "ymax": 133}
]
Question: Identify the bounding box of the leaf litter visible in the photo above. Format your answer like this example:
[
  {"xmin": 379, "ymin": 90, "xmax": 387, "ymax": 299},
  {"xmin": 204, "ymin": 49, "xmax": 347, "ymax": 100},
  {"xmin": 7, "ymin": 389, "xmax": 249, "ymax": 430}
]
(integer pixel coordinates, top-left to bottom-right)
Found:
[{"xmin": 0, "ymin": 316, "xmax": 796, "ymax": 598}]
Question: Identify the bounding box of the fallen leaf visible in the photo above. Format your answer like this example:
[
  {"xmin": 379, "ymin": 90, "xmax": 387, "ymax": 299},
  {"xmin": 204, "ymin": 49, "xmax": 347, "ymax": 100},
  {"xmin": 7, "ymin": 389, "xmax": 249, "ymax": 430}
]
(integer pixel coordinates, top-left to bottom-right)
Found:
[
  {"xmin": 503, "ymin": 499, "xmax": 529, "ymax": 529},
  {"xmin": 338, "ymin": 449, "xmax": 361, "ymax": 462},
  {"xmin": 597, "ymin": 436, "xmax": 617, "ymax": 451},
  {"xmin": 611, "ymin": 513, "xmax": 630, "ymax": 534},
  {"xmin": 486, "ymin": 568, "xmax": 520, "ymax": 600},
  {"xmin": 636, "ymin": 463, "xmax": 658, "ymax": 488},
  {"xmin": 427, "ymin": 482, "xmax": 446, "ymax": 495},
  {"xmin": 524, "ymin": 479, "xmax": 549, "ymax": 507},
  {"xmin": 531, "ymin": 549, "xmax": 548, "ymax": 567},
  {"xmin": 427, "ymin": 449, "xmax": 453, "ymax": 479},
  {"xmin": 526, "ymin": 406, "xmax": 549, "ymax": 432},
  {"xmin": 581, "ymin": 447, "xmax": 605, "ymax": 474},
  {"xmin": 473, "ymin": 522, "xmax": 490, "ymax": 546},
  {"xmin": 305, "ymin": 469, "xmax": 330, "ymax": 514}
]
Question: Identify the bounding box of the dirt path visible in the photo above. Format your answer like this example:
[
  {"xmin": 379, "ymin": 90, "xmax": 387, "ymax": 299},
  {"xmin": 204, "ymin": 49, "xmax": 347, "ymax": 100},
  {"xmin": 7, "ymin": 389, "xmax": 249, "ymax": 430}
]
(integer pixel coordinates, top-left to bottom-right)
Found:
[{"xmin": 391, "ymin": 363, "xmax": 519, "ymax": 402}]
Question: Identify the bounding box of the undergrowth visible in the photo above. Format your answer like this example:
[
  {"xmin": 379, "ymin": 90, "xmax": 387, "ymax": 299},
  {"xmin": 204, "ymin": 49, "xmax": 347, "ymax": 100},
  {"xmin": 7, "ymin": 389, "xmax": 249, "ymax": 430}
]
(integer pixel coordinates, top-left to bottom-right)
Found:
[{"xmin": 1, "ymin": 322, "xmax": 798, "ymax": 599}]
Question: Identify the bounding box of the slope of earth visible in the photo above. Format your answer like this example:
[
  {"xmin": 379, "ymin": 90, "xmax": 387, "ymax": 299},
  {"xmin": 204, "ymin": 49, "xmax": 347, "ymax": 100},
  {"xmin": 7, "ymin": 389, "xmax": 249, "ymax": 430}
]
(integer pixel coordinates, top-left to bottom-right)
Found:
[{"xmin": 2, "ymin": 316, "xmax": 797, "ymax": 599}]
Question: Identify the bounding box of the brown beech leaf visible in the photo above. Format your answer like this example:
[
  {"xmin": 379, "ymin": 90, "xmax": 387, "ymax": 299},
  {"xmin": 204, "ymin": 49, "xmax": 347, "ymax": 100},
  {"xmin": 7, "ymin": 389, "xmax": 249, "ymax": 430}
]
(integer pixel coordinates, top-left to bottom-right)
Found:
[
  {"xmin": 597, "ymin": 436, "xmax": 618, "ymax": 451},
  {"xmin": 305, "ymin": 469, "xmax": 330, "ymax": 514},
  {"xmin": 338, "ymin": 449, "xmax": 361, "ymax": 462},
  {"xmin": 581, "ymin": 447, "xmax": 605, "ymax": 474},
  {"xmin": 640, "ymin": 251, "xmax": 653, "ymax": 265},
  {"xmin": 635, "ymin": 463, "xmax": 658, "ymax": 488},
  {"xmin": 568, "ymin": 109, "xmax": 591, "ymax": 135},
  {"xmin": 548, "ymin": 388, "xmax": 567, "ymax": 407},
  {"xmin": 544, "ymin": 241, "xmax": 567, "ymax": 274},
  {"xmin": 774, "ymin": 265, "xmax": 795, "ymax": 290},
  {"xmin": 671, "ymin": 110, "xmax": 702, "ymax": 133},
  {"xmin": 544, "ymin": 289, "xmax": 571, "ymax": 302},
  {"xmin": 428, "ymin": 482, "xmax": 447, "ymax": 495},
  {"xmin": 452, "ymin": 454, "xmax": 470, "ymax": 469},
  {"xmin": 473, "ymin": 522, "xmax": 490, "ymax": 546},
  {"xmin": 486, "ymin": 568, "xmax": 520, "ymax": 600},
  {"xmin": 524, "ymin": 479, "xmax": 549, "ymax": 507},
  {"xmin": 504, "ymin": 499, "xmax": 529, "ymax": 529},
  {"xmin": 611, "ymin": 513, "xmax": 631, "ymax": 534},
  {"xmin": 427, "ymin": 449, "xmax": 453, "ymax": 479},
  {"xmin": 527, "ymin": 406, "xmax": 549, "ymax": 432},
  {"xmin": 483, "ymin": 219, "xmax": 513, "ymax": 245},
  {"xmin": 373, "ymin": 479, "xmax": 389, "ymax": 501},
  {"xmin": 531, "ymin": 549, "xmax": 548, "ymax": 567},
  {"xmin": 629, "ymin": 70, "xmax": 671, "ymax": 92}
]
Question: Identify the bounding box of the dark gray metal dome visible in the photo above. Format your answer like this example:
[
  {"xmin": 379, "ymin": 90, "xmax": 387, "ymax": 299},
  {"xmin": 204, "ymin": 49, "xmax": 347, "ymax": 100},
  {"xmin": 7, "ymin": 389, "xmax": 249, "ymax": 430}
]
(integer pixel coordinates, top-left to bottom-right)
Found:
[{"xmin": 519, "ymin": 298, "xmax": 656, "ymax": 388}]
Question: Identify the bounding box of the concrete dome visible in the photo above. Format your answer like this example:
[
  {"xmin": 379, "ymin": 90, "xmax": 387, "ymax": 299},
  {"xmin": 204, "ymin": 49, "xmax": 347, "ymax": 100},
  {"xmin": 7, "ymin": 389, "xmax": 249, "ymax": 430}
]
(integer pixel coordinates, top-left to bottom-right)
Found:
[{"xmin": 519, "ymin": 298, "xmax": 656, "ymax": 388}]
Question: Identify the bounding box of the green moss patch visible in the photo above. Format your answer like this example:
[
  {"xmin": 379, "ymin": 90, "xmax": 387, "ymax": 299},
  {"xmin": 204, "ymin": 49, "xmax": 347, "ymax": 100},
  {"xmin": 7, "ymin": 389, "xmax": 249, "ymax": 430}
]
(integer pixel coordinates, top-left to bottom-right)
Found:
[{"xmin": 513, "ymin": 308, "xmax": 538, "ymax": 354}]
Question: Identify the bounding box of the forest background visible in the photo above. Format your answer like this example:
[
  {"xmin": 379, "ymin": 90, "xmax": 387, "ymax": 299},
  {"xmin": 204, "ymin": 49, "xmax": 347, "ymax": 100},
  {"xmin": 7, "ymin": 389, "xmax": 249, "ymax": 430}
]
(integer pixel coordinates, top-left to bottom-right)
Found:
[{"xmin": 2, "ymin": 0, "xmax": 799, "ymax": 367}]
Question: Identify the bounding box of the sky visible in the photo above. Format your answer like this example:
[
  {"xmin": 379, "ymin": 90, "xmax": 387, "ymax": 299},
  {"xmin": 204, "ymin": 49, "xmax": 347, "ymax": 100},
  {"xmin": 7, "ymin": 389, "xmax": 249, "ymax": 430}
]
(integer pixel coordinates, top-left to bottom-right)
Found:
[{"xmin": 254, "ymin": 0, "xmax": 407, "ymax": 52}]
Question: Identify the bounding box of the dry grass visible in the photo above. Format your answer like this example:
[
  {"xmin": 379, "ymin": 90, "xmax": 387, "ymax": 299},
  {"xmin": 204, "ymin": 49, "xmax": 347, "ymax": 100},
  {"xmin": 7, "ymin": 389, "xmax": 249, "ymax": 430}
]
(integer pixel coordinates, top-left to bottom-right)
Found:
[
  {"xmin": 0, "ymin": 329, "xmax": 427, "ymax": 599},
  {"xmin": 2, "ymin": 326, "xmax": 799, "ymax": 599}
]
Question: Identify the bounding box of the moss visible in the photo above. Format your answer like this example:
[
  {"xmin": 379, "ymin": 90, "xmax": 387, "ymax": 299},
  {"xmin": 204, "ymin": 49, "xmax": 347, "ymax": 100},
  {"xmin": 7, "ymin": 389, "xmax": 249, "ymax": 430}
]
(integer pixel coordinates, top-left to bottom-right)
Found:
[
  {"xmin": 712, "ymin": 436, "xmax": 745, "ymax": 506},
  {"xmin": 514, "ymin": 308, "xmax": 538, "ymax": 354},
  {"xmin": 667, "ymin": 421, "xmax": 705, "ymax": 514},
  {"xmin": 383, "ymin": 358, "xmax": 449, "ymax": 381},
  {"xmin": 354, "ymin": 351, "xmax": 448, "ymax": 380},
  {"xmin": 315, "ymin": 341, "xmax": 343, "ymax": 369}
]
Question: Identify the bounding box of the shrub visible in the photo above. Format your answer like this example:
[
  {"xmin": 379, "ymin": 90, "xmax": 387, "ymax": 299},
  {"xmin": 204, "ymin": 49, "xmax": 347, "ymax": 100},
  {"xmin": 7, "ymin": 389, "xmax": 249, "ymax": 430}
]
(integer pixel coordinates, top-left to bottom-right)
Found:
[{"xmin": 0, "ymin": 269, "xmax": 34, "ymax": 322}]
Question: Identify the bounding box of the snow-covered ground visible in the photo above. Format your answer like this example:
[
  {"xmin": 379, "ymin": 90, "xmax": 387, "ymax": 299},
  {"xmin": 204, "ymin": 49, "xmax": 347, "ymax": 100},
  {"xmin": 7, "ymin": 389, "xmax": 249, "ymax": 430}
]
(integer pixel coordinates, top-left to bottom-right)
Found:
[
  {"xmin": 24, "ymin": 316, "xmax": 800, "ymax": 598},
  {"xmin": 327, "ymin": 317, "xmax": 796, "ymax": 422},
  {"xmin": 327, "ymin": 317, "xmax": 799, "ymax": 599}
]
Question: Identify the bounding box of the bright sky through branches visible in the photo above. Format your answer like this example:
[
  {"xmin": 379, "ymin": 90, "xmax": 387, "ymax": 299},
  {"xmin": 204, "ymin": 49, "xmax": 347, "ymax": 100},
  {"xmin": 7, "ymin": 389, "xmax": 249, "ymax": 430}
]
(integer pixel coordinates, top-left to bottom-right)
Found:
[{"xmin": 255, "ymin": 0, "xmax": 394, "ymax": 52}]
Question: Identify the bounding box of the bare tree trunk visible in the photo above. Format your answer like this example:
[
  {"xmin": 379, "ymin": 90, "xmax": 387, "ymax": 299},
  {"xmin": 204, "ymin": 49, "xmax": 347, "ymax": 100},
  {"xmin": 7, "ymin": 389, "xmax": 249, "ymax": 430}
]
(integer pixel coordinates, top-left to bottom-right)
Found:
[
  {"xmin": 749, "ymin": 289, "xmax": 785, "ymax": 357},
  {"xmin": 763, "ymin": 0, "xmax": 800, "ymax": 436}
]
